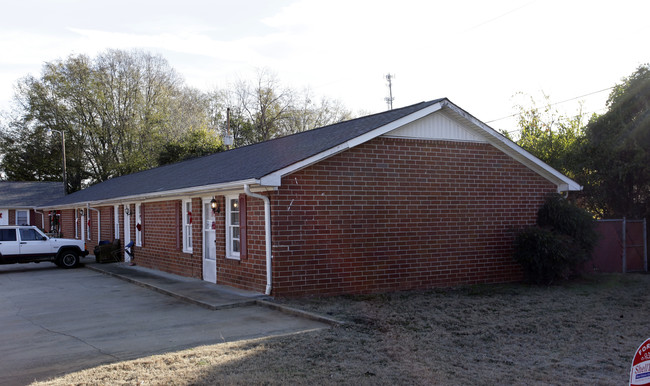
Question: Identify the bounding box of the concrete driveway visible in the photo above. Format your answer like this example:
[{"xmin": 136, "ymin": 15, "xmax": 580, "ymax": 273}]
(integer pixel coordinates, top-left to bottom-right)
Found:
[{"xmin": 0, "ymin": 262, "xmax": 329, "ymax": 385}]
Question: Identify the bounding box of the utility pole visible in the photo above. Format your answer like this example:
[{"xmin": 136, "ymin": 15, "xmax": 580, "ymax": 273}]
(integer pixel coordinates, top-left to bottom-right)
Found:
[
  {"xmin": 47, "ymin": 129, "xmax": 67, "ymax": 195},
  {"xmin": 385, "ymin": 73, "xmax": 395, "ymax": 110},
  {"xmin": 224, "ymin": 107, "xmax": 233, "ymax": 149}
]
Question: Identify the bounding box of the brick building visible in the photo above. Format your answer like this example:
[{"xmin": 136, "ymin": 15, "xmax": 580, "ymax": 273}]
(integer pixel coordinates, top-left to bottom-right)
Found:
[
  {"xmin": 0, "ymin": 182, "xmax": 65, "ymax": 232},
  {"xmin": 40, "ymin": 99, "xmax": 580, "ymax": 297}
]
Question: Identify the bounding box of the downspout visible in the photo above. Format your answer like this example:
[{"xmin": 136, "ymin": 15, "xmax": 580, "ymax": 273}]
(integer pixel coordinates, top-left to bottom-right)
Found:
[
  {"xmin": 244, "ymin": 184, "xmax": 272, "ymax": 295},
  {"xmin": 33, "ymin": 208, "xmax": 45, "ymax": 229},
  {"xmin": 87, "ymin": 204, "xmax": 100, "ymax": 241}
]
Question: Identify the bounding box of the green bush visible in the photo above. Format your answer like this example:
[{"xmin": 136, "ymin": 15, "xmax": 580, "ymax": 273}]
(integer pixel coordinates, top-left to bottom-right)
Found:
[
  {"xmin": 514, "ymin": 194, "xmax": 598, "ymax": 284},
  {"xmin": 514, "ymin": 227, "xmax": 575, "ymax": 284},
  {"xmin": 536, "ymin": 193, "xmax": 599, "ymax": 261}
]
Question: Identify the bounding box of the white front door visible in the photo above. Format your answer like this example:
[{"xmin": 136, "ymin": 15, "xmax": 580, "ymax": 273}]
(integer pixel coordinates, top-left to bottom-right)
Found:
[
  {"xmin": 123, "ymin": 205, "xmax": 131, "ymax": 262},
  {"xmin": 202, "ymin": 199, "xmax": 217, "ymax": 283}
]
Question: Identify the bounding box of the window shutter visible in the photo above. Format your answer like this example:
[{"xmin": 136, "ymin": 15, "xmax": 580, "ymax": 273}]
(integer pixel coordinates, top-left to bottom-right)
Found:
[{"xmin": 239, "ymin": 193, "xmax": 247, "ymax": 259}]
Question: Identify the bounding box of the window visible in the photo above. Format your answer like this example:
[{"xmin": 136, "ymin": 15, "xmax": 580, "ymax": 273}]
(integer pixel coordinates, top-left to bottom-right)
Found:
[
  {"xmin": 20, "ymin": 228, "xmax": 43, "ymax": 241},
  {"xmin": 49, "ymin": 211, "xmax": 60, "ymax": 235},
  {"xmin": 135, "ymin": 203, "xmax": 142, "ymax": 246},
  {"xmin": 226, "ymin": 196, "xmax": 240, "ymax": 259},
  {"xmin": 16, "ymin": 210, "xmax": 29, "ymax": 226},
  {"xmin": 0, "ymin": 229, "xmax": 16, "ymax": 241},
  {"xmin": 182, "ymin": 199, "xmax": 193, "ymax": 253},
  {"xmin": 114, "ymin": 206, "xmax": 120, "ymax": 239}
]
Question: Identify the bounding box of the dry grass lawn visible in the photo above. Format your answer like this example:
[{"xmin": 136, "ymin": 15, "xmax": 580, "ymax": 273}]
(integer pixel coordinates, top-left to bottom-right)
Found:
[{"xmin": 34, "ymin": 273, "xmax": 649, "ymax": 385}]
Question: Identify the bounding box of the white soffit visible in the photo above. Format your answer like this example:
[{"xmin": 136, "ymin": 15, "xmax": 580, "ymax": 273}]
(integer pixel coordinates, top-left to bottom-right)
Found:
[{"xmin": 383, "ymin": 110, "xmax": 487, "ymax": 143}]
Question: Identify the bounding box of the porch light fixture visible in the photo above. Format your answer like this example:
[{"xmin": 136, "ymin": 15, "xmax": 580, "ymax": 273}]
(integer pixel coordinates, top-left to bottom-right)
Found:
[
  {"xmin": 210, "ymin": 197, "xmax": 220, "ymax": 214},
  {"xmin": 124, "ymin": 207, "xmax": 131, "ymax": 215},
  {"xmin": 210, "ymin": 197, "xmax": 217, "ymax": 209}
]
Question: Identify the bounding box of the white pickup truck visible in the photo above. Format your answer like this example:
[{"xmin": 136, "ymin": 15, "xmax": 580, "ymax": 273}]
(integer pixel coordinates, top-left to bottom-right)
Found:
[{"xmin": 0, "ymin": 226, "xmax": 89, "ymax": 268}]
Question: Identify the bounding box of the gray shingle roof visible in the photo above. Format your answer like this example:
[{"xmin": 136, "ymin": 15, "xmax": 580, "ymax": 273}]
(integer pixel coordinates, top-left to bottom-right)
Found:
[
  {"xmin": 0, "ymin": 182, "xmax": 65, "ymax": 207},
  {"xmin": 44, "ymin": 99, "xmax": 445, "ymax": 207}
]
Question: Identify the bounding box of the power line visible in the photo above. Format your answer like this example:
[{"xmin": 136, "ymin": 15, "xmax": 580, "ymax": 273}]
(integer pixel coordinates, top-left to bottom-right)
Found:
[
  {"xmin": 486, "ymin": 86, "xmax": 614, "ymax": 124},
  {"xmin": 464, "ymin": 1, "xmax": 536, "ymax": 33}
]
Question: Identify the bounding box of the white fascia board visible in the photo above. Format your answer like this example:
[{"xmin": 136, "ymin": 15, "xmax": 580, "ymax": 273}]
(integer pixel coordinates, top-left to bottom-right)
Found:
[
  {"xmin": 259, "ymin": 102, "xmax": 445, "ymax": 187},
  {"xmin": 36, "ymin": 179, "xmax": 262, "ymax": 210},
  {"xmin": 442, "ymin": 101, "xmax": 582, "ymax": 192}
]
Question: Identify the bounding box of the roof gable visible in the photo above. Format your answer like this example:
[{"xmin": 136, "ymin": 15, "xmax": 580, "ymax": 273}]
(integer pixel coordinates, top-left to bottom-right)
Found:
[
  {"xmin": 385, "ymin": 110, "xmax": 487, "ymax": 143},
  {"xmin": 260, "ymin": 100, "xmax": 581, "ymax": 192}
]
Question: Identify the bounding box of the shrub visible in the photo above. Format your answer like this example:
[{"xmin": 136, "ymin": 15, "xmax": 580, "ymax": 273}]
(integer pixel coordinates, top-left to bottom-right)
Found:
[
  {"xmin": 536, "ymin": 193, "xmax": 599, "ymax": 261},
  {"xmin": 515, "ymin": 227, "xmax": 576, "ymax": 284},
  {"xmin": 514, "ymin": 194, "xmax": 598, "ymax": 284}
]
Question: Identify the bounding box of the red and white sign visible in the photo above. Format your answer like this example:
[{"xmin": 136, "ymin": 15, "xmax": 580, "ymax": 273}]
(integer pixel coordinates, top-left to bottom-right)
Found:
[{"xmin": 631, "ymin": 338, "xmax": 650, "ymax": 385}]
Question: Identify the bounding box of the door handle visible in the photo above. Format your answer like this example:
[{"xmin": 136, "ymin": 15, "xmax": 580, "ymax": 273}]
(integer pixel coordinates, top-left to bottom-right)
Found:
[{"xmin": 20, "ymin": 242, "xmax": 26, "ymax": 244}]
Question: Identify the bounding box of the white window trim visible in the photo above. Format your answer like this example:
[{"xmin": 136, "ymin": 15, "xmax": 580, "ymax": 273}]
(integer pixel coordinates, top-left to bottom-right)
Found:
[
  {"xmin": 182, "ymin": 199, "xmax": 193, "ymax": 253},
  {"xmin": 74, "ymin": 208, "xmax": 79, "ymax": 238},
  {"xmin": 0, "ymin": 209, "xmax": 8, "ymax": 226},
  {"xmin": 135, "ymin": 203, "xmax": 142, "ymax": 247},
  {"xmin": 80, "ymin": 208, "xmax": 86, "ymax": 241},
  {"xmin": 86, "ymin": 210, "xmax": 91, "ymax": 240},
  {"xmin": 225, "ymin": 195, "xmax": 240, "ymax": 260},
  {"xmin": 114, "ymin": 205, "xmax": 120, "ymax": 239},
  {"xmin": 15, "ymin": 209, "xmax": 29, "ymax": 226}
]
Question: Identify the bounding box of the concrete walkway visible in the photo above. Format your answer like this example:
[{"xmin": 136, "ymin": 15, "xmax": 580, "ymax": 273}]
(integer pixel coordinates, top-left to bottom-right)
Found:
[
  {"xmin": 84, "ymin": 258, "xmax": 342, "ymax": 325},
  {"xmin": 85, "ymin": 260, "xmax": 265, "ymax": 310}
]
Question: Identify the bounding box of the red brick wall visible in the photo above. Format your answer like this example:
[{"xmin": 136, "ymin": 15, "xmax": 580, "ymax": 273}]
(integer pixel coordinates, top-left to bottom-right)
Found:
[
  {"xmin": 270, "ymin": 137, "xmax": 557, "ymax": 297},
  {"xmin": 59, "ymin": 209, "xmax": 75, "ymax": 239},
  {"xmin": 100, "ymin": 206, "xmax": 114, "ymax": 241},
  {"xmin": 216, "ymin": 194, "xmax": 269, "ymax": 293},
  {"xmin": 30, "ymin": 210, "xmax": 40, "ymax": 228},
  {"xmin": 132, "ymin": 200, "xmax": 202, "ymax": 279}
]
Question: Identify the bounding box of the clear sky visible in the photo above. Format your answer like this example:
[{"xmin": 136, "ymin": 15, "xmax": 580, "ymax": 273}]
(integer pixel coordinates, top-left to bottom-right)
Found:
[{"xmin": 0, "ymin": 0, "xmax": 648, "ymax": 133}]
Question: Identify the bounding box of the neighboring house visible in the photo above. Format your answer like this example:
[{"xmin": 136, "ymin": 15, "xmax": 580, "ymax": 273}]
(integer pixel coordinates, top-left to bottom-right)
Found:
[
  {"xmin": 0, "ymin": 182, "xmax": 65, "ymax": 232},
  {"xmin": 39, "ymin": 99, "xmax": 581, "ymax": 297}
]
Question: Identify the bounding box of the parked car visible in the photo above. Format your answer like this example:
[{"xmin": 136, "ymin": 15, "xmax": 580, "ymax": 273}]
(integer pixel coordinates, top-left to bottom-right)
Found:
[{"xmin": 0, "ymin": 225, "xmax": 89, "ymax": 268}]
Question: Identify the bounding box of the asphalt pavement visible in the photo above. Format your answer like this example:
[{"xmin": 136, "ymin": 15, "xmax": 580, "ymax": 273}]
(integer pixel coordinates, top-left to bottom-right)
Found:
[{"xmin": 0, "ymin": 258, "xmax": 334, "ymax": 385}]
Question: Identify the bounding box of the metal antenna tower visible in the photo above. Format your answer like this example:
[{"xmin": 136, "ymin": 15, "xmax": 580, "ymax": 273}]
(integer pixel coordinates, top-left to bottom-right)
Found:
[{"xmin": 384, "ymin": 73, "xmax": 395, "ymax": 110}]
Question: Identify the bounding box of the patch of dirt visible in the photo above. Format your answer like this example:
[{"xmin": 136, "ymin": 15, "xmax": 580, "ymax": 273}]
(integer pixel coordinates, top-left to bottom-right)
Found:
[{"xmin": 34, "ymin": 273, "xmax": 649, "ymax": 385}]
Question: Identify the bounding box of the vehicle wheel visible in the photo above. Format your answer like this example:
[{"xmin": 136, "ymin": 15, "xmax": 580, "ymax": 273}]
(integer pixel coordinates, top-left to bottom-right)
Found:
[{"xmin": 59, "ymin": 251, "xmax": 79, "ymax": 269}]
